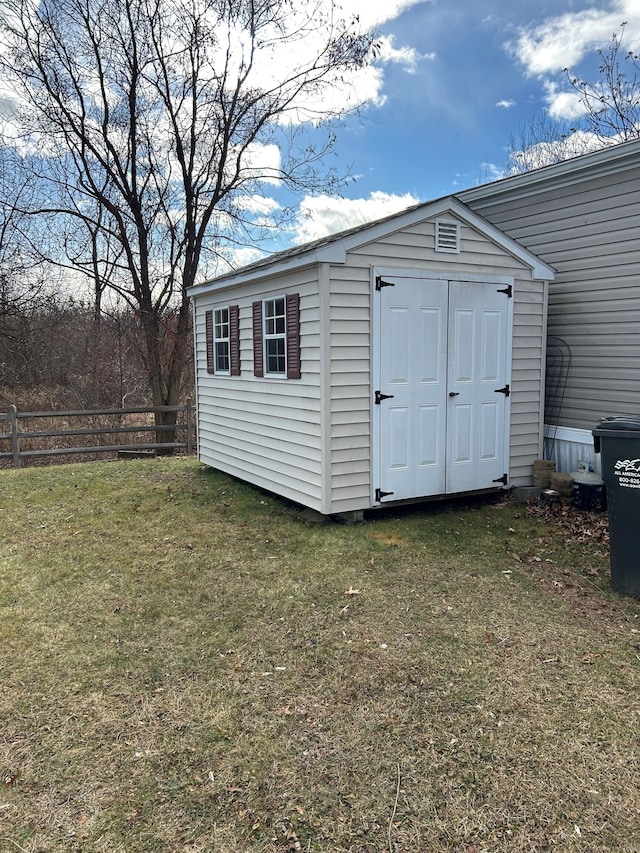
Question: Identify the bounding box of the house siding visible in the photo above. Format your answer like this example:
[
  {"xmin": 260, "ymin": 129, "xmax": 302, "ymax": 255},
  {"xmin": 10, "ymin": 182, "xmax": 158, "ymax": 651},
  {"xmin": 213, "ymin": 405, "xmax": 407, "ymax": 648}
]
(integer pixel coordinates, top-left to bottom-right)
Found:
[{"xmin": 459, "ymin": 148, "xmax": 640, "ymax": 432}]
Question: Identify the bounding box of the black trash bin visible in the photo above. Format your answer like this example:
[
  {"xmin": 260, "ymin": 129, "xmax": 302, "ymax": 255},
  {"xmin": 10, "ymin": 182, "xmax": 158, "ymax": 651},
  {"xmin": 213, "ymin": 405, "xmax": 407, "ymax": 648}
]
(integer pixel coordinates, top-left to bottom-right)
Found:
[{"xmin": 593, "ymin": 417, "xmax": 640, "ymax": 598}]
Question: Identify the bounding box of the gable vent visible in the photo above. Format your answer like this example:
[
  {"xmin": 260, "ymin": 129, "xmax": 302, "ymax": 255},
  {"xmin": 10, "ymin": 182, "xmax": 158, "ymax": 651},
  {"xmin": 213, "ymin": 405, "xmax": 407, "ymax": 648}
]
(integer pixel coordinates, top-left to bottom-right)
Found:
[{"xmin": 435, "ymin": 218, "xmax": 461, "ymax": 253}]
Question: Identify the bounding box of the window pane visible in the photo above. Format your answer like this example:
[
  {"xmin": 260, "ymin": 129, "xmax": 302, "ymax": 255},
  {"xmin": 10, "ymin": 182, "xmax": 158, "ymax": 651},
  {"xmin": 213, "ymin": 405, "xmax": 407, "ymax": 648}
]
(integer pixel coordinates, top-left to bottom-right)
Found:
[
  {"xmin": 214, "ymin": 308, "xmax": 229, "ymax": 338},
  {"xmin": 266, "ymin": 338, "xmax": 285, "ymax": 374},
  {"xmin": 215, "ymin": 341, "xmax": 229, "ymax": 372}
]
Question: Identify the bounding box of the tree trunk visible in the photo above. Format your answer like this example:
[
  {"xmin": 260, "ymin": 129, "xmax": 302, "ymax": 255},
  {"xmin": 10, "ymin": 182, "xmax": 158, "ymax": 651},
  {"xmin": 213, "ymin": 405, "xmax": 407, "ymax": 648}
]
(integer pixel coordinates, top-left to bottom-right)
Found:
[{"xmin": 141, "ymin": 296, "xmax": 192, "ymax": 453}]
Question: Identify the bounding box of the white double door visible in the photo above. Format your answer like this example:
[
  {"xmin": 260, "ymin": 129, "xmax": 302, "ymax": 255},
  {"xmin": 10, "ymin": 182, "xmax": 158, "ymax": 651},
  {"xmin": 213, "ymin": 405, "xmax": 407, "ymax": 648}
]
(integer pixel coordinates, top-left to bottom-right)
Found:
[{"xmin": 376, "ymin": 275, "xmax": 512, "ymax": 502}]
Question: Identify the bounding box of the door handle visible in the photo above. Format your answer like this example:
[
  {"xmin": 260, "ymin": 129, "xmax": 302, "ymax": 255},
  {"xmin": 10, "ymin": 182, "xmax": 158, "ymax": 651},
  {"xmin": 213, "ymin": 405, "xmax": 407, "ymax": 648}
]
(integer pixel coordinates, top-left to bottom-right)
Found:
[{"xmin": 448, "ymin": 392, "xmax": 460, "ymax": 397}]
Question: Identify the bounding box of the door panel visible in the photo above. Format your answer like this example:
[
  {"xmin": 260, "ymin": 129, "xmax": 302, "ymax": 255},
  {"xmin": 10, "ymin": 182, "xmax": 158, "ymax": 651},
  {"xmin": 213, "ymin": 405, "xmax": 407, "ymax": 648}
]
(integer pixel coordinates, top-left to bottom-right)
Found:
[
  {"xmin": 379, "ymin": 278, "xmax": 448, "ymax": 501},
  {"xmin": 445, "ymin": 281, "xmax": 508, "ymax": 494},
  {"xmin": 388, "ymin": 406, "xmax": 409, "ymax": 469},
  {"xmin": 451, "ymin": 403, "xmax": 473, "ymax": 463},
  {"xmin": 479, "ymin": 402, "xmax": 499, "ymax": 459},
  {"xmin": 377, "ymin": 276, "xmax": 511, "ymax": 502},
  {"xmin": 418, "ymin": 405, "xmax": 439, "ymax": 466}
]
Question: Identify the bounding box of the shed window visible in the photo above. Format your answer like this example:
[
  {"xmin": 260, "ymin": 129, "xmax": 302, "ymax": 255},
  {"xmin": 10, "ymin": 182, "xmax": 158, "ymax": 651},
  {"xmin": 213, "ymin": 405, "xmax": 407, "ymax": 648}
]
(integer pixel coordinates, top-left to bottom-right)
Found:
[
  {"xmin": 214, "ymin": 308, "xmax": 230, "ymax": 373},
  {"xmin": 205, "ymin": 305, "xmax": 240, "ymax": 375},
  {"xmin": 252, "ymin": 294, "xmax": 300, "ymax": 379},
  {"xmin": 264, "ymin": 297, "xmax": 286, "ymax": 375}
]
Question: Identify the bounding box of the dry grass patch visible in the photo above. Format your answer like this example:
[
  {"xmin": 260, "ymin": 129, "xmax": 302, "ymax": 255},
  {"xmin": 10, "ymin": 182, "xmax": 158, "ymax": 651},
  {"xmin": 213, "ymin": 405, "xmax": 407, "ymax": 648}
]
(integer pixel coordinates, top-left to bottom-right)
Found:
[{"xmin": 1, "ymin": 460, "xmax": 639, "ymax": 852}]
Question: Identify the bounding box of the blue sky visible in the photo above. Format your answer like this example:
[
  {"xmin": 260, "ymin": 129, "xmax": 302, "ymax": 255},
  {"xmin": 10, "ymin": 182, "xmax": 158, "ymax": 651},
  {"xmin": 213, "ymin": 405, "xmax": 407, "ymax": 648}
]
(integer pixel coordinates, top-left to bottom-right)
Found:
[
  {"xmin": 276, "ymin": 0, "xmax": 640, "ymax": 250},
  {"xmin": 1, "ymin": 0, "xmax": 639, "ymax": 270}
]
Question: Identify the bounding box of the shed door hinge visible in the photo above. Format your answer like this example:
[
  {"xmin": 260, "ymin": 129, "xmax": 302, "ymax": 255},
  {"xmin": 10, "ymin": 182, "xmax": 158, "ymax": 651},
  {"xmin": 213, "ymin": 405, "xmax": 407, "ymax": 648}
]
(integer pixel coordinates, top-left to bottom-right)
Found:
[
  {"xmin": 375, "ymin": 276, "xmax": 395, "ymax": 291},
  {"xmin": 375, "ymin": 390, "xmax": 395, "ymax": 405},
  {"xmin": 494, "ymin": 384, "xmax": 510, "ymax": 397},
  {"xmin": 497, "ymin": 284, "xmax": 513, "ymax": 298},
  {"xmin": 375, "ymin": 488, "xmax": 394, "ymax": 502},
  {"xmin": 492, "ymin": 474, "xmax": 508, "ymax": 486}
]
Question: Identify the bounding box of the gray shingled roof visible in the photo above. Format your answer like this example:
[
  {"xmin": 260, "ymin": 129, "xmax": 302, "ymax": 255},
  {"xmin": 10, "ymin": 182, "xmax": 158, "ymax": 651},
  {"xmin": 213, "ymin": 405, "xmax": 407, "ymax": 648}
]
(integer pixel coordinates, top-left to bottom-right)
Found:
[{"xmin": 205, "ymin": 195, "xmax": 442, "ymax": 284}]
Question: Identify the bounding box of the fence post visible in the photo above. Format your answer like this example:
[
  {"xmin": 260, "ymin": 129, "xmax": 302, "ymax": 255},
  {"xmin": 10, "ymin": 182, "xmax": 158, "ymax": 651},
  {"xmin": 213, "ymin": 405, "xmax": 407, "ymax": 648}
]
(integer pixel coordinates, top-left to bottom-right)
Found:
[
  {"xmin": 9, "ymin": 405, "xmax": 21, "ymax": 469},
  {"xmin": 186, "ymin": 399, "xmax": 193, "ymax": 455}
]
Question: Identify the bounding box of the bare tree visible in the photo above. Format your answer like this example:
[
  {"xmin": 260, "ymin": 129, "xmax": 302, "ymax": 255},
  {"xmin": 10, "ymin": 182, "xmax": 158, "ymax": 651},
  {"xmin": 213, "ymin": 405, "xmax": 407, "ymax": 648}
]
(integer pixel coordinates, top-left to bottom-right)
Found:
[
  {"xmin": 506, "ymin": 26, "xmax": 640, "ymax": 175},
  {"xmin": 0, "ymin": 0, "xmax": 377, "ymax": 437},
  {"xmin": 566, "ymin": 23, "xmax": 640, "ymax": 143},
  {"xmin": 505, "ymin": 113, "xmax": 596, "ymax": 174},
  {"xmin": 0, "ymin": 145, "xmax": 59, "ymax": 341}
]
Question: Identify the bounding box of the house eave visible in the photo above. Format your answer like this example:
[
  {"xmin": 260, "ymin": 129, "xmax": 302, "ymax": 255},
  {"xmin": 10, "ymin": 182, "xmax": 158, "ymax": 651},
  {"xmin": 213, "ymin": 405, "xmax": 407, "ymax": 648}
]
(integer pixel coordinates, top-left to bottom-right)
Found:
[{"xmin": 457, "ymin": 138, "xmax": 640, "ymax": 205}]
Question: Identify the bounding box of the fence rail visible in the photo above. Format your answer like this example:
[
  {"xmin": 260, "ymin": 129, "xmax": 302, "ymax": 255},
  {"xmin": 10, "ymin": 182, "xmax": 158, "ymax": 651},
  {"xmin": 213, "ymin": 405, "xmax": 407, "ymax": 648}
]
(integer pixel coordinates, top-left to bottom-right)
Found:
[{"xmin": 0, "ymin": 402, "xmax": 194, "ymax": 469}]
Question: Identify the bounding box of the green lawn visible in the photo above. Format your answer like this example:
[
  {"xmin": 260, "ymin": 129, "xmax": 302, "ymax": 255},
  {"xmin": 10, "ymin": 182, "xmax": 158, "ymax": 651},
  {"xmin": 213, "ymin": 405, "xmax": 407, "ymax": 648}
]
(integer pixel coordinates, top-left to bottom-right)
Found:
[{"xmin": 1, "ymin": 458, "xmax": 638, "ymax": 852}]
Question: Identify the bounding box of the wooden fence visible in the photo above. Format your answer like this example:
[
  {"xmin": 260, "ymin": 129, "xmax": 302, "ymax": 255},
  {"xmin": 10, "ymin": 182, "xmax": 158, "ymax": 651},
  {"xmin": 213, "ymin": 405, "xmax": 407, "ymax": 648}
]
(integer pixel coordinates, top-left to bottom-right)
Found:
[{"xmin": 0, "ymin": 402, "xmax": 194, "ymax": 469}]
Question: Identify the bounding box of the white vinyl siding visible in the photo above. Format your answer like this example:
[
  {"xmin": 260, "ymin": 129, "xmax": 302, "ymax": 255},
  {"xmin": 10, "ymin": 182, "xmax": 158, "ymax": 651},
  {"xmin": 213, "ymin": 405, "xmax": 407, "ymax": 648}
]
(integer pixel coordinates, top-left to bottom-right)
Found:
[
  {"xmin": 194, "ymin": 271, "xmax": 323, "ymax": 511},
  {"xmin": 327, "ymin": 275, "xmax": 372, "ymax": 512}
]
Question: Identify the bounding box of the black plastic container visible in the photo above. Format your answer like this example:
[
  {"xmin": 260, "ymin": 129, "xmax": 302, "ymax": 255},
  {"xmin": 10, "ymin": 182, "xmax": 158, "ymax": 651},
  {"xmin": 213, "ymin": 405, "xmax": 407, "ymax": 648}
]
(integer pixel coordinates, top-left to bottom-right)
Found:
[
  {"xmin": 593, "ymin": 417, "xmax": 640, "ymax": 598},
  {"xmin": 573, "ymin": 480, "xmax": 607, "ymax": 512}
]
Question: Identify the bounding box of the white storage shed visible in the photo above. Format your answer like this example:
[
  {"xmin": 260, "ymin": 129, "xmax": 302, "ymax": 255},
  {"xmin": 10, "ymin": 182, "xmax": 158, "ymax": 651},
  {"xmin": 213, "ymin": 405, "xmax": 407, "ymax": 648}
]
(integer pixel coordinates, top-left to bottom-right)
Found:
[{"xmin": 189, "ymin": 197, "xmax": 554, "ymax": 517}]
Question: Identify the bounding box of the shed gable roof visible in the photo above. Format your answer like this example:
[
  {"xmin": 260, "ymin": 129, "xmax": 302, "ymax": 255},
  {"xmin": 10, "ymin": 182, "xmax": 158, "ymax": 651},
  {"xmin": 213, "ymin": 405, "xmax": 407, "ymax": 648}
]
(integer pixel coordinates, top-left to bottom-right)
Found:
[{"xmin": 190, "ymin": 196, "xmax": 554, "ymax": 297}]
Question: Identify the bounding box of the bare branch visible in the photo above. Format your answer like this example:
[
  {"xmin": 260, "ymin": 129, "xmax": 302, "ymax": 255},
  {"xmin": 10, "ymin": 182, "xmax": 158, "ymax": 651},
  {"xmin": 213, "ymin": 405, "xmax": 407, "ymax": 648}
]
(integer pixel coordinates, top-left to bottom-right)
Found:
[{"xmin": 0, "ymin": 0, "xmax": 377, "ymax": 415}]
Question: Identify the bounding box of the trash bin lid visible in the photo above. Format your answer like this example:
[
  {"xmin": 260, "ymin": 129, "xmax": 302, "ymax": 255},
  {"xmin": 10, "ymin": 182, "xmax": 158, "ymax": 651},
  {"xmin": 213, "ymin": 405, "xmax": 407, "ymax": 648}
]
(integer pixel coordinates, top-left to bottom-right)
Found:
[{"xmin": 593, "ymin": 416, "xmax": 640, "ymax": 436}]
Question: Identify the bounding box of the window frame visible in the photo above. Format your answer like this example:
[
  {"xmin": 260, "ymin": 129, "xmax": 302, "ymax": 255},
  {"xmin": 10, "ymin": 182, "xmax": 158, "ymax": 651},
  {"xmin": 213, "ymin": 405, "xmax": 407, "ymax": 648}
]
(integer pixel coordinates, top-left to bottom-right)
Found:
[
  {"xmin": 262, "ymin": 295, "xmax": 287, "ymax": 378},
  {"xmin": 213, "ymin": 306, "xmax": 230, "ymax": 375},
  {"xmin": 205, "ymin": 304, "xmax": 240, "ymax": 376},
  {"xmin": 252, "ymin": 293, "xmax": 300, "ymax": 380}
]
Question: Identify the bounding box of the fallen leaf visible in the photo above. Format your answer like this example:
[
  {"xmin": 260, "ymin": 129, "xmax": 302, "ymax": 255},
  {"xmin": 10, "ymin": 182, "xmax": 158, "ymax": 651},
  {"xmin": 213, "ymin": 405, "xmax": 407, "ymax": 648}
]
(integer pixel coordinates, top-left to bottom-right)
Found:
[{"xmin": 3, "ymin": 771, "xmax": 20, "ymax": 787}]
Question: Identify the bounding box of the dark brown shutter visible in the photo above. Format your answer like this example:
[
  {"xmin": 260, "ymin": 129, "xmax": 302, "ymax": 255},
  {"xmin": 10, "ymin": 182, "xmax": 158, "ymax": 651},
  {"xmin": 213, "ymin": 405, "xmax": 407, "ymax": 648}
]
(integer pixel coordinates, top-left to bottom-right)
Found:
[
  {"xmin": 229, "ymin": 305, "xmax": 240, "ymax": 376},
  {"xmin": 252, "ymin": 301, "xmax": 263, "ymax": 377},
  {"xmin": 286, "ymin": 293, "xmax": 301, "ymax": 380},
  {"xmin": 205, "ymin": 310, "xmax": 214, "ymax": 374}
]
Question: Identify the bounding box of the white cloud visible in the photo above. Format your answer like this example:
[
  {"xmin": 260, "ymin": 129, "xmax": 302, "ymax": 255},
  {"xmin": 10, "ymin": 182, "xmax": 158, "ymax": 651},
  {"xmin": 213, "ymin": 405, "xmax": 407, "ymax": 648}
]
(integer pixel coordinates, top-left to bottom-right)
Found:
[
  {"xmin": 338, "ymin": 0, "xmax": 435, "ymax": 29},
  {"xmin": 468, "ymin": 163, "xmax": 505, "ymax": 185},
  {"xmin": 510, "ymin": 1, "xmax": 640, "ymax": 76},
  {"xmin": 496, "ymin": 99, "xmax": 516, "ymax": 109},
  {"xmin": 234, "ymin": 143, "xmax": 282, "ymax": 185},
  {"xmin": 507, "ymin": 129, "xmax": 621, "ymax": 174},
  {"xmin": 377, "ymin": 35, "xmax": 436, "ymax": 73},
  {"xmin": 504, "ymin": 3, "xmax": 640, "ymax": 127},
  {"xmin": 291, "ymin": 190, "xmax": 420, "ymax": 244},
  {"xmin": 235, "ymin": 194, "xmax": 282, "ymax": 215},
  {"xmin": 543, "ymin": 82, "xmax": 586, "ymax": 121},
  {"xmin": 279, "ymin": 65, "xmax": 387, "ymax": 125},
  {"xmin": 241, "ymin": 1, "xmax": 434, "ymax": 124},
  {"xmin": 227, "ymin": 246, "xmax": 267, "ymax": 269}
]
